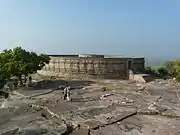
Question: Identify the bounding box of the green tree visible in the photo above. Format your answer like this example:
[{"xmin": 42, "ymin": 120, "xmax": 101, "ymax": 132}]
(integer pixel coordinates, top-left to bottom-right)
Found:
[
  {"xmin": 0, "ymin": 49, "xmax": 14, "ymax": 88},
  {"xmin": 0, "ymin": 47, "xmax": 50, "ymax": 87},
  {"xmin": 165, "ymin": 59, "xmax": 180, "ymax": 82}
]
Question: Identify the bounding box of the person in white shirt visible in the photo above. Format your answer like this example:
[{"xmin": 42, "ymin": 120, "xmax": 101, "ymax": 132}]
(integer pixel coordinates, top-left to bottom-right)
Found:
[{"xmin": 63, "ymin": 86, "xmax": 71, "ymax": 101}]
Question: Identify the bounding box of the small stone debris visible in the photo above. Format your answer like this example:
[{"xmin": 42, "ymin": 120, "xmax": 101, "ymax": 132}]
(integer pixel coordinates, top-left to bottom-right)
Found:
[
  {"xmin": 100, "ymin": 93, "xmax": 134, "ymax": 105},
  {"xmin": 136, "ymin": 83, "xmax": 146, "ymax": 90},
  {"xmin": 147, "ymin": 79, "xmax": 180, "ymax": 88},
  {"xmin": 100, "ymin": 93, "xmax": 114, "ymax": 100},
  {"xmin": 147, "ymin": 102, "xmax": 159, "ymax": 112},
  {"xmin": 41, "ymin": 110, "xmax": 49, "ymax": 119},
  {"xmin": 102, "ymin": 87, "xmax": 107, "ymax": 91},
  {"xmin": 123, "ymin": 97, "xmax": 134, "ymax": 104},
  {"xmin": 82, "ymin": 87, "xmax": 87, "ymax": 90}
]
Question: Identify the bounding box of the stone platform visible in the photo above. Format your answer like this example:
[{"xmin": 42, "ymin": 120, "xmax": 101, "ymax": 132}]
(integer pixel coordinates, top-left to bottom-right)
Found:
[{"xmin": 0, "ymin": 75, "xmax": 180, "ymax": 135}]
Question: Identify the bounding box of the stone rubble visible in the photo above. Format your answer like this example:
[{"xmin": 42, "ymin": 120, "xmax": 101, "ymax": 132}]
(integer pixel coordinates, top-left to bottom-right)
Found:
[{"xmin": 0, "ymin": 76, "xmax": 180, "ymax": 135}]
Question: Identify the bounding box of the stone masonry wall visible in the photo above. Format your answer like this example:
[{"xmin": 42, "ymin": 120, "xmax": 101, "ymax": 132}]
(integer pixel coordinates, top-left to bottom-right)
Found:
[{"xmin": 41, "ymin": 56, "xmax": 145, "ymax": 79}]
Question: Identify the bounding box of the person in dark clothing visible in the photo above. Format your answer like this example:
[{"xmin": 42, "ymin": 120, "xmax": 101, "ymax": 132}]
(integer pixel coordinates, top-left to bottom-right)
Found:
[{"xmin": 28, "ymin": 76, "xmax": 32, "ymax": 83}]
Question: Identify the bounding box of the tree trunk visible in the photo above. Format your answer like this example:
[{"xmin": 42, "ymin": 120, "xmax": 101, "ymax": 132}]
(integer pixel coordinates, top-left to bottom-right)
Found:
[{"xmin": 18, "ymin": 75, "xmax": 23, "ymax": 86}]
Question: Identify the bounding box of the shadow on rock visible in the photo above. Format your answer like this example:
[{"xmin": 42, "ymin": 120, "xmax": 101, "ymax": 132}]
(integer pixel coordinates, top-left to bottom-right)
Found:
[
  {"xmin": 67, "ymin": 80, "xmax": 95, "ymax": 89},
  {"xmin": 26, "ymin": 79, "xmax": 68, "ymax": 90},
  {"xmin": 71, "ymin": 97, "xmax": 98, "ymax": 102},
  {"xmin": 25, "ymin": 79, "xmax": 95, "ymax": 90}
]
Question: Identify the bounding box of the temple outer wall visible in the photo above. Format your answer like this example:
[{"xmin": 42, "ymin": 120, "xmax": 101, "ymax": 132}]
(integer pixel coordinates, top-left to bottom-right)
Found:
[{"xmin": 40, "ymin": 55, "xmax": 145, "ymax": 79}]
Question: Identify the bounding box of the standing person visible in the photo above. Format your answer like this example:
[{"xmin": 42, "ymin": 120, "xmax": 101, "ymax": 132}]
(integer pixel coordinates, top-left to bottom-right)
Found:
[
  {"xmin": 28, "ymin": 76, "xmax": 32, "ymax": 83},
  {"xmin": 63, "ymin": 86, "xmax": 71, "ymax": 101},
  {"xmin": 63, "ymin": 87, "xmax": 67, "ymax": 100},
  {"xmin": 66, "ymin": 86, "xmax": 71, "ymax": 101},
  {"xmin": 27, "ymin": 76, "xmax": 32, "ymax": 87}
]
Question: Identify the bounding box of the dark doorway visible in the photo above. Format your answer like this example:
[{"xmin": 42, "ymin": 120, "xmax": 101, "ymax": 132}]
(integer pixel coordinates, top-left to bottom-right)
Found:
[{"xmin": 127, "ymin": 60, "xmax": 132, "ymax": 69}]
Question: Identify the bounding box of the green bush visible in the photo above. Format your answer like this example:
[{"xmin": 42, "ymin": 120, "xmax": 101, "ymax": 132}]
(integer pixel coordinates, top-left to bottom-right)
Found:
[
  {"xmin": 145, "ymin": 66, "xmax": 155, "ymax": 74},
  {"xmin": 145, "ymin": 59, "xmax": 180, "ymax": 82},
  {"xmin": 165, "ymin": 59, "xmax": 180, "ymax": 82},
  {"xmin": 145, "ymin": 66, "xmax": 158, "ymax": 76},
  {"xmin": 157, "ymin": 66, "xmax": 169, "ymax": 78}
]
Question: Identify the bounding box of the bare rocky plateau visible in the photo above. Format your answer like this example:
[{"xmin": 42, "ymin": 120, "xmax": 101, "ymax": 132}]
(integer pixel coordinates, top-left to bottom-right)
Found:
[{"xmin": 0, "ymin": 74, "xmax": 180, "ymax": 135}]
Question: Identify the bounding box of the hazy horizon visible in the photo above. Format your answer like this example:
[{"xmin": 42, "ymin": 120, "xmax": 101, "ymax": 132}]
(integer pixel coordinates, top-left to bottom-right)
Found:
[{"xmin": 0, "ymin": 0, "xmax": 180, "ymax": 59}]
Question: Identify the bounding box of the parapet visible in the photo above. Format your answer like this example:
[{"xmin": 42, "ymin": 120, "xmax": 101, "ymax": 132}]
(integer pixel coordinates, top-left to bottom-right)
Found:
[
  {"xmin": 78, "ymin": 54, "xmax": 104, "ymax": 58},
  {"xmin": 41, "ymin": 54, "xmax": 145, "ymax": 79}
]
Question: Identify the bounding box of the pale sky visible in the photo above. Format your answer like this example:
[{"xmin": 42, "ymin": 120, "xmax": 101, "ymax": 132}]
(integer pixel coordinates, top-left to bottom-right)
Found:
[{"xmin": 0, "ymin": 0, "xmax": 180, "ymax": 59}]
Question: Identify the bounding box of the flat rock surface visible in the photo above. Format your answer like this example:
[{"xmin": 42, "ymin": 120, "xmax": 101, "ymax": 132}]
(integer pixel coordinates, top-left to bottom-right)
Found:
[{"xmin": 0, "ymin": 75, "xmax": 180, "ymax": 135}]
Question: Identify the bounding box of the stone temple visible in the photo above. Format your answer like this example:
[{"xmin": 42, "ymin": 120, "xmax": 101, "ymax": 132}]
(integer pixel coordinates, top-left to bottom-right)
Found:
[{"xmin": 40, "ymin": 54, "xmax": 145, "ymax": 79}]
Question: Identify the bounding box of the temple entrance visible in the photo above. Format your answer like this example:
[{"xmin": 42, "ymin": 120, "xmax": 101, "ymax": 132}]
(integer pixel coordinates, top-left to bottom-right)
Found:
[
  {"xmin": 127, "ymin": 60, "xmax": 133, "ymax": 79},
  {"xmin": 127, "ymin": 60, "xmax": 132, "ymax": 70}
]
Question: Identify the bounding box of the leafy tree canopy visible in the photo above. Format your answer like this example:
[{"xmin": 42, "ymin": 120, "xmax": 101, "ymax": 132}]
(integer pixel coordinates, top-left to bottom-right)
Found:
[
  {"xmin": 165, "ymin": 59, "xmax": 180, "ymax": 81},
  {"xmin": 0, "ymin": 47, "xmax": 50, "ymax": 87}
]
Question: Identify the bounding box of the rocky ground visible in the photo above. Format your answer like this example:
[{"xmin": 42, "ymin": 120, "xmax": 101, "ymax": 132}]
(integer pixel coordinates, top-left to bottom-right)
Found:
[{"xmin": 0, "ymin": 74, "xmax": 180, "ymax": 135}]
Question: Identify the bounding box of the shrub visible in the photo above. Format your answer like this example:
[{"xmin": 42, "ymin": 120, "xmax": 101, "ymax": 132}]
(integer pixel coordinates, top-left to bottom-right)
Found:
[
  {"xmin": 157, "ymin": 66, "xmax": 169, "ymax": 78},
  {"xmin": 165, "ymin": 59, "xmax": 180, "ymax": 82}
]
